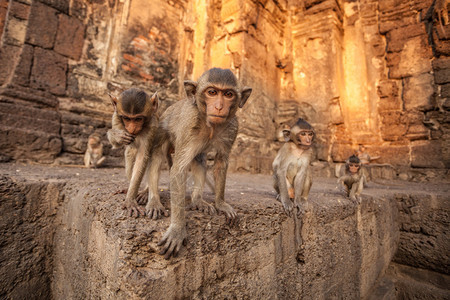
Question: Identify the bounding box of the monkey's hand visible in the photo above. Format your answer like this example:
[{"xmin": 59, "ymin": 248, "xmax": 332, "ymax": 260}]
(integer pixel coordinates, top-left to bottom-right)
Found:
[
  {"xmin": 136, "ymin": 188, "xmax": 148, "ymax": 205},
  {"xmin": 350, "ymin": 195, "xmax": 362, "ymax": 204},
  {"xmin": 122, "ymin": 199, "xmax": 146, "ymax": 218},
  {"xmin": 145, "ymin": 196, "xmax": 169, "ymax": 220},
  {"xmin": 280, "ymin": 197, "xmax": 294, "ymax": 217},
  {"xmin": 158, "ymin": 224, "xmax": 187, "ymax": 259},
  {"xmin": 109, "ymin": 129, "xmax": 135, "ymax": 146},
  {"xmin": 215, "ymin": 202, "xmax": 237, "ymax": 224},
  {"xmin": 294, "ymin": 198, "xmax": 312, "ymax": 217},
  {"xmin": 188, "ymin": 199, "xmax": 216, "ymax": 215}
]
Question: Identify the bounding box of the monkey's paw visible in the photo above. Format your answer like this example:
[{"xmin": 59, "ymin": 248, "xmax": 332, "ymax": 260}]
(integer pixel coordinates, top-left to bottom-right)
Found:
[
  {"xmin": 158, "ymin": 224, "xmax": 187, "ymax": 259},
  {"xmin": 188, "ymin": 199, "xmax": 216, "ymax": 215},
  {"xmin": 136, "ymin": 188, "xmax": 149, "ymax": 205},
  {"xmin": 215, "ymin": 202, "xmax": 238, "ymax": 224},
  {"xmin": 294, "ymin": 200, "xmax": 312, "ymax": 217},
  {"xmin": 280, "ymin": 198, "xmax": 294, "ymax": 217},
  {"xmin": 122, "ymin": 199, "xmax": 146, "ymax": 218},
  {"xmin": 145, "ymin": 199, "xmax": 169, "ymax": 220}
]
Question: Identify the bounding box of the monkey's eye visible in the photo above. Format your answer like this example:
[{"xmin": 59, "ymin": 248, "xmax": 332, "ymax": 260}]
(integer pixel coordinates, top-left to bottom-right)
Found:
[
  {"xmin": 299, "ymin": 132, "xmax": 307, "ymax": 136},
  {"xmin": 206, "ymin": 89, "xmax": 218, "ymax": 96},
  {"xmin": 134, "ymin": 117, "xmax": 144, "ymax": 122},
  {"xmin": 224, "ymin": 90, "xmax": 234, "ymax": 98},
  {"xmin": 349, "ymin": 163, "xmax": 359, "ymax": 167},
  {"xmin": 308, "ymin": 132, "xmax": 314, "ymax": 137},
  {"xmin": 122, "ymin": 116, "xmax": 131, "ymax": 121}
]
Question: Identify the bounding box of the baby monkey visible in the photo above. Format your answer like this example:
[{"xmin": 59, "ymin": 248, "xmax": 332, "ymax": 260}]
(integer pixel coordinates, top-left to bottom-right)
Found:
[
  {"xmin": 272, "ymin": 118, "xmax": 314, "ymax": 217},
  {"xmin": 107, "ymin": 88, "xmax": 159, "ymax": 217},
  {"xmin": 84, "ymin": 133, "xmax": 106, "ymax": 168},
  {"xmin": 337, "ymin": 155, "xmax": 366, "ymax": 203}
]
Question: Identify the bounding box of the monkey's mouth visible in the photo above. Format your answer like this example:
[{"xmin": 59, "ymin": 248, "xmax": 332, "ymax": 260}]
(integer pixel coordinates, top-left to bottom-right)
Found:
[{"xmin": 207, "ymin": 115, "xmax": 227, "ymax": 123}]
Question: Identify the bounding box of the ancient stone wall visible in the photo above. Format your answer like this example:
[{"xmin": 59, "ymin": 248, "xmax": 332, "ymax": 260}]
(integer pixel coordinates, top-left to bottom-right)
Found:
[{"xmin": 0, "ymin": 0, "xmax": 448, "ymax": 175}]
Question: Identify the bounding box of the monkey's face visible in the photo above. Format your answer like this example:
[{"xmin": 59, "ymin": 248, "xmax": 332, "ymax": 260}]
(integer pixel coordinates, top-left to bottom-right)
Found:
[
  {"xmin": 203, "ymin": 86, "xmax": 237, "ymax": 125},
  {"xmin": 121, "ymin": 115, "xmax": 145, "ymax": 135},
  {"xmin": 291, "ymin": 128, "xmax": 314, "ymax": 147},
  {"xmin": 88, "ymin": 137, "xmax": 100, "ymax": 147},
  {"xmin": 348, "ymin": 163, "xmax": 360, "ymax": 174}
]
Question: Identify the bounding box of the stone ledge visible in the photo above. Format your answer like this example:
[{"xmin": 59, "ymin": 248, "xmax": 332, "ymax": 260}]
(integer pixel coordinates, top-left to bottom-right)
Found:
[{"xmin": 0, "ymin": 164, "xmax": 448, "ymax": 299}]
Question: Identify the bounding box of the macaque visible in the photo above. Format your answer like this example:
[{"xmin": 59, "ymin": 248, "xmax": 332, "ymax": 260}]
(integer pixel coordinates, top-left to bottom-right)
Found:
[
  {"xmin": 276, "ymin": 123, "xmax": 291, "ymax": 142},
  {"xmin": 107, "ymin": 88, "xmax": 159, "ymax": 218},
  {"xmin": 147, "ymin": 68, "xmax": 252, "ymax": 258},
  {"xmin": 84, "ymin": 133, "xmax": 105, "ymax": 168},
  {"xmin": 337, "ymin": 155, "xmax": 366, "ymax": 203},
  {"xmin": 272, "ymin": 118, "xmax": 314, "ymax": 217},
  {"xmin": 356, "ymin": 144, "xmax": 380, "ymax": 165}
]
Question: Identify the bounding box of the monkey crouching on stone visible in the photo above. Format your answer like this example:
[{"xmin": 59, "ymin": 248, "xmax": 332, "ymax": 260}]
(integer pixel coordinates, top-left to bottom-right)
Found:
[
  {"xmin": 107, "ymin": 88, "xmax": 160, "ymax": 218},
  {"xmin": 147, "ymin": 68, "xmax": 252, "ymax": 259},
  {"xmin": 337, "ymin": 155, "xmax": 366, "ymax": 203},
  {"xmin": 272, "ymin": 118, "xmax": 314, "ymax": 217},
  {"xmin": 84, "ymin": 133, "xmax": 106, "ymax": 168}
]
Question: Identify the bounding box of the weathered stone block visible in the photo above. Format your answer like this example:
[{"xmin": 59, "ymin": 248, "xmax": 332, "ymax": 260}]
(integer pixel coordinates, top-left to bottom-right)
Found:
[
  {"xmin": 432, "ymin": 56, "xmax": 450, "ymax": 70},
  {"xmin": 330, "ymin": 142, "xmax": 354, "ymax": 162},
  {"xmin": 389, "ymin": 36, "xmax": 433, "ymax": 79},
  {"xmin": 39, "ymin": 0, "xmax": 69, "ymax": 14},
  {"xmin": 380, "ymin": 111, "xmax": 408, "ymax": 141},
  {"xmin": 377, "ymin": 80, "xmax": 399, "ymax": 98},
  {"xmin": 378, "ymin": 96, "xmax": 402, "ymax": 112},
  {"xmin": 403, "ymin": 73, "xmax": 434, "ymax": 110},
  {"xmin": 54, "ymin": 14, "xmax": 85, "ymax": 60},
  {"xmin": 386, "ymin": 24, "xmax": 425, "ymax": 53},
  {"xmin": 30, "ymin": 47, "xmax": 67, "ymax": 95},
  {"xmin": 0, "ymin": 44, "xmax": 20, "ymax": 85},
  {"xmin": 3, "ymin": 16, "xmax": 27, "ymax": 46},
  {"xmin": 434, "ymin": 68, "xmax": 450, "ymax": 84},
  {"xmin": 369, "ymin": 144, "xmax": 410, "ymax": 166},
  {"xmin": 411, "ymin": 140, "xmax": 445, "ymax": 168},
  {"xmin": 25, "ymin": 1, "xmax": 58, "ymax": 48},
  {"xmin": 10, "ymin": 1, "xmax": 30, "ymax": 20},
  {"xmin": 441, "ymin": 83, "xmax": 450, "ymax": 98},
  {"xmin": 12, "ymin": 44, "xmax": 33, "ymax": 86}
]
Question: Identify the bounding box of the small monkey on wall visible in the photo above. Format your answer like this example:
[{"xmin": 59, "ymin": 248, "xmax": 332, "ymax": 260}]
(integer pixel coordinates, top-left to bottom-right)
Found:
[
  {"xmin": 84, "ymin": 133, "xmax": 106, "ymax": 168},
  {"xmin": 337, "ymin": 155, "xmax": 366, "ymax": 203},
  {"xmin": 107, "ymin": 88, "xmax": 160, "ymax": 218},
  {"xmin": 272, "ymin": 118, "xmax": 314, "ymax": 217}
]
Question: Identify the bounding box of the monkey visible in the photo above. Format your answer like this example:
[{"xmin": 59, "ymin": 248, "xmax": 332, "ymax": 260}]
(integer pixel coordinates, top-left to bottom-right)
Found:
[
  {"xmin": 276, "ymin": 123, "xmax": 291, "ymax": 142},
  {"xmin": 272, "ymin": 118, "xmax": 314, "ymax": 217},
  {"xmin": 337, "ymin": 155, "xmax": 366, "ymax": 203},
  {"xmin": 84, "ymin": 133, "xmax": 106, "ymax": 168},
  {"xmin": 107, "ymin": 88, "xmax": 160, "ymax": 218},
  {"xmin": 146, "ymin": 68, "xmax": 252, "ymax": 258}
]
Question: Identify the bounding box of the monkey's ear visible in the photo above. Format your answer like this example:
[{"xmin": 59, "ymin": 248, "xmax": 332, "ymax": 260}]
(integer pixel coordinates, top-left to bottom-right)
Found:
[
  {"xmin": 150, "ymin": 92, "xmax": 159, "ymax": 111},
  {"xmin": 184, "ymin": 80, "xmax": 197, "ymax": 103},
  {"xmin": 108, "ymin": 93, "xmax": 118, "ymax": 109},
  {"xmin": 239, "ymin": 87, "xmax": 252, "ymax": 108},
  {"xmin": 282, "ymin": 127, "xmax": 291, "ymax": 142}
]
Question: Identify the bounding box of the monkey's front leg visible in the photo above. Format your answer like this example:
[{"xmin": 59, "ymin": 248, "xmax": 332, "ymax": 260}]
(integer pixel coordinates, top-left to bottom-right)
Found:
[
  {"xmin": 293, "ymin": 166, "xmax": 311, "ymax": 216},
  {"xmin": 188, "ymin": 156, "xmax": 216, "ymax": 215},
  {"xmin": 276, "ymin": 169, "xmax": 295, "ymax": 217},
  {"xmin": 145, "ymin": 150, "xmax": 169, "ymax": 219},
  {"xmin": 123, "ymin": 148, "xmax": 147, "ymax": 218},
  {"xmin": 158, "ymin": 168, "xmax": 187, "ymax": 259},
  {"xmin": 213, "ymin": 156, "xmax": 237, "ymax": 222}
]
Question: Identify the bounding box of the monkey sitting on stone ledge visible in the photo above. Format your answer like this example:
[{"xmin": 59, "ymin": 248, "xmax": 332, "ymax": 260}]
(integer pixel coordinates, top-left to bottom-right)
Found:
[
  {"xmin": 337, "ymin": 155, "xmax": 367, "ymax": 203},
  {"xmin": 272, "ymin": 118, "xmax": 314, "ymax": 217},
  {"xmin": 84, "ymin": 133, "xmax": 106, "ymax": 168}
]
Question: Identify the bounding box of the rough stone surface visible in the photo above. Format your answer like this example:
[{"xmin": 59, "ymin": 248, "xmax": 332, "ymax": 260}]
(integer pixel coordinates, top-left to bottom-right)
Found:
[
  {"xmin": 54, "ymin": 14, "xmax": 85, "ymax": 60},
  {"xmin": 30, "ymin": 47, "xmax": 67, "ymax": 95},
  {"xmin": 25, "ymin": 1, "xmax": 58, "ymax": 48},
  {"xmin": 0, "ymin": 163, "xmax": 449, "ymax": 299}
]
